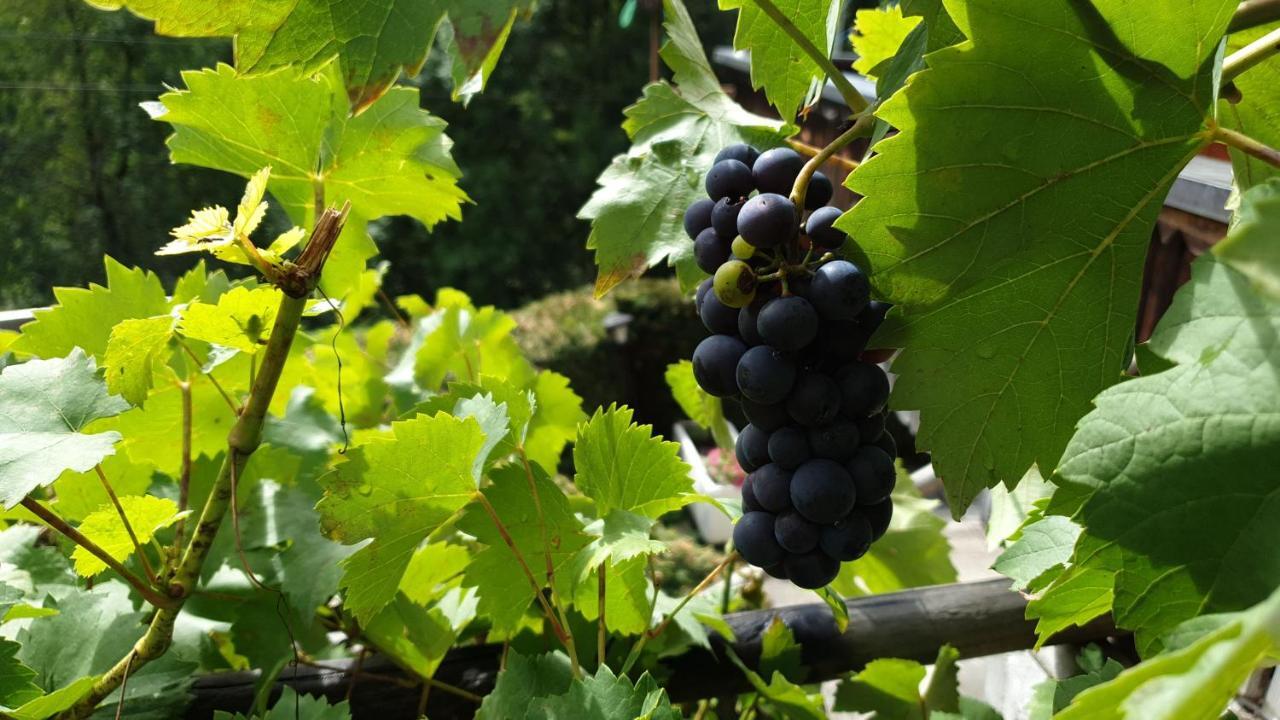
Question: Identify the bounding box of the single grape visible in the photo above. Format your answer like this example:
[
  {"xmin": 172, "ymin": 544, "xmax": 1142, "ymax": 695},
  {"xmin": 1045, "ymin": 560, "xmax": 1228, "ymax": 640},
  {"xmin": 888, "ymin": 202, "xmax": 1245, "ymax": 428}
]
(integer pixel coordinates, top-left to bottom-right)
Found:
[
  {"xmin": 736, "ymin": 345, "xmax": 797, "ymax": 404},
  {"xmin": 804, "ymin": 171, "xmax": 833, "ymax": 210},
  {"xmin": 749, "ymin": 463, "xmax": 793, "ymax": 513},
  {"xmin": 737, "ymin": 193, "xmax": 798, "ymax": 248},
  {"xmin": 698, "ymin": 290, "xmax": 739, "ymax": 335},
  {"xmin": 757, "ymin": 296, "xmax": 819, "ymax": 351},
  {"xmin": 847, "ymin": 445, "xmax": 895, "ymax": 505},
  {"xmin": 695, "ymin": 277, "xmax": 713, "ymax": 309},
  {"xmin": 786, "ymin": 373, "xmax": 842, "ymax": 427},
  {"xmin": 856, "ymin": 498, "xmax": 893, "ymax": 541},
  {"xmin": 805, "ymin": 206, "xmax": 847, "ymax": 249},
  {"xmin": 774, "ymin": 510, "xmax": 820, "ymax": 553},
  {"xmin": 713, "ymin": 197, "xmax": 746, "ymax": 238},
  {"xmin": 705, "ymin": 158, "xmax": 755, "ymax": 201},
  {"xmin": 740, "ymin": 398, "xmax": 790, "ymax": 432},
  {"xmin": 807, "ymin": 421, "xmax": 861, "ymax": 462},
  {"xmin": 742, "ymin": 474, "xmax": 762, "ymax": 512},
  {"xmin": 872, "ymin": 431, "xmax": 897, "ymax": 458},
  {"xmin": 819, "ymin": 515, "xmax": 873, "ymax": 561},
  {"xmin": 734, "ymin": 512, "xmax": 786, "ymax": 568},
  {"xmin": 731, "ymin": 235, "xmax": 756, "ymax": 260},
  {"xmin": 837, "ymin": 362, "xmax": 890, "ymax": 418},
  {"xmin": 694, "ymin": 228, "xmax": 732, "ymax": 274},
  {"xmin": 683, "ymin": 198, "xmax": 714, "ymax": 239},
  {"xmin": 713, "ymin": 259, "xmax": 757, "ymax": 308},
  {"xmin": 692, "ymin": 334, "xmax": 747, "ymax": 397},
  {"xmin": 735, "ymin": 423, "xmax": 771, "ymax": 472},
  {"xmin": 810, "ymin": 260, "xmax": 871, "ymax": 321},
  {"xmin": 737, "ymin": 299, "xmax": 765, "ymax": 346},
  {"xmin": 767, "ymin": 426, "xmax": 810, "ymax": 470},
  {"xmin": 856, "ymin": 411, "xmax": 886, "ymax": 442},
  {"xmin": 752, "ymin": 147, "xmax": 806, "ymax": 195},
  {"xmin": 784, "ymin": 550, "xmax": 840, "ymax": 589},
  {"xmin": 715, "ymin": 143, "xmax": 760, "ymax": 167},
  {"xmin": 790, "ymin": 458, "xmax": 856, "ymax": 524}
]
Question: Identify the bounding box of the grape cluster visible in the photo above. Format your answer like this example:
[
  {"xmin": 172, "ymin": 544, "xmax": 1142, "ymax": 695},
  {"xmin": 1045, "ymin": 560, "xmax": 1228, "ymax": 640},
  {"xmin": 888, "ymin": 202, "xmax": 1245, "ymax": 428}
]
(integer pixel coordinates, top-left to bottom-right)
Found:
[{"xmin": 686, "ymin": 143, "xmax": 896, "ymax": 590}]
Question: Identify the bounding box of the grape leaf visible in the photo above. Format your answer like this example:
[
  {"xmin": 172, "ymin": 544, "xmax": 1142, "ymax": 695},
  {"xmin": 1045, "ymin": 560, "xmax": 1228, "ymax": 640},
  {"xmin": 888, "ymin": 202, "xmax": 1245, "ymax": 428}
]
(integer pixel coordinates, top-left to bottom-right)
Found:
[
  {"xmin": 1056, "ymin": 585, "xmax": 1280, "ymax": 720},
  {"xmin": 718, "ymin": 0, "xmax": 840, "ymax": 118},
  {"xmin": 317, "ymin": 412, "xmax": 488, "ymax": 622},
  {"xmin": 457, "ymin": 464, "xmax": 591, "ymax": 637},
  {"xmin": 103, "ymin": 316, "xmax": 175, "ymax": 407},
  {"xmin": 580, "ymin": 0, "xmax": 791, "ymax": 298},
  {"xmin": 94, "ymin": 0, "xmax": 530, "ymax": 111},
  {"xmin": 850, "ymin": 6, "xmax": 922, "ymax": 80},
  {"xmin": 900, "ymin": 0, "xmax": 962, "ymax": 52},
  {"xmin": 11, "ymin": 257, "xmax": 168, "ymax": 361},
  {"xmin": 1219, "ymin": 22, "xmax": 1280, "ymax": 190},
  {"xmin": 411, "ymin": 299, "xmax": 533, "ymax": 392},
  {"xmin": 1036, "ymin": 255, "xmax": 1280, "ymax": 652},
  {"xmin": 725, "ymin": 647, "xmax": 826, "ymax": 720},
  {"xmin": 0, "ymin": 638, "xmax": 42, "ymax": 710},
  {"xmin": 0, "ymin": 350, "xmax": 129, "ymax": 507},
  {"xmin": 571, "ymin": 556, "xmax": 653, "ymax": 636},
  {"xmin": 992, "ymin": 516, "xmax": 1081, "ymax": 592},
  {"xmin": 531, "ymin": 666, "xmax": 681, "ymax": 720},
  {"xmin": 833, "ymin": 658, "xmax": 925, "ymax": 716},
  {"xmin": 5, "ymin": 677, "xmax": 98, "ymax": 720},
  {"xmin": 838, "ymin": 0, "xmax": 1236, "ymax": 516},
  {"xmin": 261, "ymin": 387, "xmax": 345, "ymax": 478},
  {"xmin": 1214, "ymin": 177, "xmax": 1280, "ymax": 300},
  {"xmin": 214, "ymin": 687, "xmax": 351, "ymax": 720},
  {"xmin": 525, "ymin": 371, "xmax": 588, "ymax": 472},
  {"xmin": 362, "ymin": 593, "xmax": 469, "ymax": 682},
  {"xmin": 71, "ymin": 495, "xmax": 186, "ymax": 577},
  {"xmin": 572, "ymin": 405, "xmax": 695, "ymax": 519},
  {"xmin": 1026, "ymin": 646, "xmax": 1122, "ymax": 720},
  {"xmin": 179, "ymin": 286, "xmax": 282, "ymax": 355},
  {"xmin": 152, "ymin": 62, "xmax": 465, "ymax": 298},
  {"xmin": 477, "ymin": 651, "xmax": 574, "ymax": 720}
]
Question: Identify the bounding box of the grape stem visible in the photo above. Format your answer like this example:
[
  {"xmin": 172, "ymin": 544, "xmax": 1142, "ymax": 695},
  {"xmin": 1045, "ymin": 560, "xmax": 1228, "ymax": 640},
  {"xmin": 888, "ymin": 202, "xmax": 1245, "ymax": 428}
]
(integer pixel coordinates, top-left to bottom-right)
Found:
[
  {"xmin": 1214, "ymin": 125, "xmax": 1280, "ymax": 169},
  {"xmin": 619, "ymin": 552, "xmax": 739, "ymax": 675},
  {"xmin": 1221, "ymin": 25, "xmax": 1280, "ymax": 83},
  {"xmin": 1230, "ymin": 0, "xmax": 1280, "ymax": 32},
  {"xmin": 743, "ymin": 0, "xmax": 869, "ymax": 113},
  {"xmin": 788, "ymin": 139, "xmax": 860, "ymax": 171},
  {"xmin": 789, "ymin": 112, "xmax": 876, "ymax": 210}
]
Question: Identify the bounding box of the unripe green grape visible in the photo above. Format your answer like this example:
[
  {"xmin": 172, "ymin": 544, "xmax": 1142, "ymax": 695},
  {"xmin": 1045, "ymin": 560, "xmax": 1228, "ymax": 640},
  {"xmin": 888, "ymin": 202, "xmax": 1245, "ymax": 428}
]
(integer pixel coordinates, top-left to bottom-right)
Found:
[
  {"xmin": 731, "ymin": 236, "xmax": 755, "ymax": 259},
  {"xmin": 714, "ymin": 259, "xmax": 757, "ymax": 308}
]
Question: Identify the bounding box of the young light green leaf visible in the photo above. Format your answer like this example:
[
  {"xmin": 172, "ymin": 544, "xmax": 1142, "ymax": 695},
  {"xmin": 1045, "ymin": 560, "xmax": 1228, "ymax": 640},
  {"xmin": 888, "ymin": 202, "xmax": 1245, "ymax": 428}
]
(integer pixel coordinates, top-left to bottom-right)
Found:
[
  {"xmin": 477, "ymin": 651, "xmax": 574, "ymax": 720},
  {"xmin": 1056, "ymin": 585, "xmax": 1280, "ymax": 720},
  {"xmin": 179, "ymin": 286, "xmax": 282, "ymax": 355},
  {"xmin": 573, "ymin": 404, "xmax": 695, "ymax": 519},
  {"xmin": 409, "ymin": 297, "xmax": 533, "ymax": 392},
  {"xmin": 103, "ymin": 315, "xmax": 175, "ymax": 406},
  {"xmin": 317, "ymin": 412, "xmax": 488, "ymax": 622},
  {"xmin": 576, "ymin": 510, "xmax": 667, "ymax": 571},
  {"xmin": 1026, "ymin": 565, "xmax": 1116, "ymax": 642},
  {"xmin": 719, "ymin": 0, "xmax": 841, "ymax": 118},
  {"xmin": 71, "ymin": 495, "xmax": 186, "ymax": 576},
  {"xmin": 924, "ymin": 645, "xmax": 961, "ymax": 713},
  {"xmin": 213, "ymin": 687, "xmax": 351, "ymax": 720},
  {"xmin": 1042, "ymin": 256, "xmax": 1280, "ymax": 651},
  {"xmin": 1219, "ymin": 22, "xmax": 1280, "ymax": 190},
  {"xmin": 992, "ymin": 516, "xmax": 1081, "ymax": 592},
  {"xmin": 0, "ymin": 350, "xmax": 129, "ymax": 507},
  {"xmin": 361, "ymin": 594, "xmax": 464, "ymax": 682},
  {"xmin": 1213, "ymin": 177, "xmax": 1280, "ymax": 300},
  {"xmin": 838, "ymin": 0, "xmax": 1237, "ymax": 517},
  {"xmin": 525, "ymin": 370, "xmax": 587, "ymax": 472},
  {"xmin": 571, "ymin": 556, "xmax": 653, "ymax": 636},
  {"xmin": 11, "ymin": 257, "xmax": 168, "ymax": 361},
  {"xmin": 850, "ymin": 6, "xmax": 922, "ymax": 80},
  {"xmin": 581, "ymin": 0, "xmax": 792, "ymax": 298}
]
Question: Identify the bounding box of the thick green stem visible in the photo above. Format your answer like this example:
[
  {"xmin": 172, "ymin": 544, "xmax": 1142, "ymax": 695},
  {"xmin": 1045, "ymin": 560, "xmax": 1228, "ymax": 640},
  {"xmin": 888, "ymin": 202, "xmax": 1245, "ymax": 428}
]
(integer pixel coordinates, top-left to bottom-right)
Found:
[
  {"xmin": 788, "ymin": 113, "xmax": 873, "ymax": 209},
  {"xmin": 57, "ymin": 207, "xmax": 348, "ymax": 720},
  {"xmin": 1229, "ymin": 0, "xmax": 1280, "ymax": 32},
  {"xmin": 744, "ymin": 0, "xmax": 869, "ymax": 113},
  {"xmin": 1222, "ymin": 25, "xmax": 1280, "ymax": 83}
]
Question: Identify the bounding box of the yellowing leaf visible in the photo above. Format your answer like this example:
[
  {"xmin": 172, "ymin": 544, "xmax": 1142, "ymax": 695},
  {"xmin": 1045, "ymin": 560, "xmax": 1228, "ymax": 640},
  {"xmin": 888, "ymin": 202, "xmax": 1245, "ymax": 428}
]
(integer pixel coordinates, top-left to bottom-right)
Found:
[
  {"xmin": 234, "ymin": 166, "xmax": 271, "ymax": 237},
  {"xmin": 179, "ymin": 286, "xmax": 283, "ymax": 354},
  {"xmin": 850, "ymin": 6, "xmax": 922, "ymax": 80},
  {"xmin": 71, "ymin": 495, "xmax": 187, "ymax": 576}
]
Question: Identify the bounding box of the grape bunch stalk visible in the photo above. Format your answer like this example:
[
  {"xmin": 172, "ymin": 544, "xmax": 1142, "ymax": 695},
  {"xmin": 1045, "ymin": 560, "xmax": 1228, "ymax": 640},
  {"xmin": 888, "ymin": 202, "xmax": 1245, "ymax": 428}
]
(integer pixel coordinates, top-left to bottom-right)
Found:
[{"xmin": 686, "ymin": 143, "xmax": 896, "ymax": 590}]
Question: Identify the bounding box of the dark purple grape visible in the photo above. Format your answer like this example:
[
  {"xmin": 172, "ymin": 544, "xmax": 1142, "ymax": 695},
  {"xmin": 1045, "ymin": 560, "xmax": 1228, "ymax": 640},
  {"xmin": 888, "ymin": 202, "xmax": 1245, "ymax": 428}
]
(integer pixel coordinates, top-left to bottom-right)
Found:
[
  {"xmin": 848, "ymin": 446, "xmax": 895, "ymax": 505},
  {"xmin": 837, "ymin": 362, "xmax": 890, "ymax": 418},
  {"xmin": 810, "ymin": 260, "xmax": 871, "ymax": 321},
  {"xmin": 805, "ymin": 206, "xmax": 847, "ymax": 249},
  {"xmin": 705, "ymin": 159, "xmax": 755, "ymax": 201},
  {"xmin": 740, "ymin": 398, "xmax": 790, "ymax": 432},
  {"xmin": 767, "ymin": 426, "xmax": 809, "ymax": 469},
  {"xmin": 734, "ymin": 512, "xmax": 786, "ymax": 567},
  {"xmin": 692, "ymin": 335, "xmax": 746, "ymax": 397},
  {"xmin": 752, "ymin": 147, "xmax": 805, "ymax": 195},
  {"xmin": 698, "ymin": 290, "xmax": 739, "ymax": 335},
  {"xmin": 808, "ymin": 421, "xmax": 860, "ymax": 462},
  {"xmin": 763, "ymin": 562, "xmax": 789, "ymax": 579},
  {"xmin": 684, "ymin": 198, "xmax": 714, "ymax": 239},
  {"xmin": 805, "ymin": 171, "xmax": 833, "ymax": 210},
  {"xmin": 774, "ymin": 511, "xmax": 820, "ymax": 553},
  {"xmin": 820, "ymin": 515, "xmax": 873, "ymax": 561},
  {"xmin": 786, "ymin": 373, "xmax": 842, "ymax": 427},
  {"xmin": 742, "ymin": 474, "xmax": 762, "ymax": 512},
  {"xmin": 738, "ymin": 299, "xmax": 765, "ymax": 346},
  {"xmin": 790, "ymin": 459, "xmax": 856, "ymax": 524},
  {"xmin": 856, "ymin": 498, "xmax": 893, "ymax": 540},
  {"xmin": 715, "ymin": 143, "xmax": 760, "ymax": 167},
  {"xmin": 749, "ymin": 464, "xmax": 793, "ymax": 513},
  {"xmin": 694, "ymin": 228, "xmax": 732, "ymax": 274},
  {"xmin": 873, "ymin": 431, "xmax": 897, "ymax": 459},
  {"xmin": 736, "ymin": 345, "xmax": 797, "ymax": 404},
  {"xmin": 735, "ymin": 423, "xmax": 771, "ymax": 472},
  {"xmin": 784, "ymin": 550, "xmax": 840, "ymax": 589},
  {"xmin": 757, "ymin": 296, "xmax": 819, "ymax": 352},
  {"xmin": 738, "ymin": 193, "xmax": 797, "ymax": 249},
  {"xmin": 695, "ymin": 278, "xmax": 713, "ymax": 309},
  {"xmin": 712, "ymin": 197, "xmax": 746, "ymax": 238}
]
